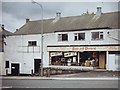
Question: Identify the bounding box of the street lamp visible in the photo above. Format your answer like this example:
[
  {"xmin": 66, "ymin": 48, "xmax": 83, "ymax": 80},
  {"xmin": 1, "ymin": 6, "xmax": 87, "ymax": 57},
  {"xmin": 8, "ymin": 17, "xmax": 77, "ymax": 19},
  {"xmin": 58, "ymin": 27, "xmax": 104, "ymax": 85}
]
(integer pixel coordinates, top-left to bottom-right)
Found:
[{"xmin": 32, "ymin": 0, "xmax": 44, "ymax": 77}]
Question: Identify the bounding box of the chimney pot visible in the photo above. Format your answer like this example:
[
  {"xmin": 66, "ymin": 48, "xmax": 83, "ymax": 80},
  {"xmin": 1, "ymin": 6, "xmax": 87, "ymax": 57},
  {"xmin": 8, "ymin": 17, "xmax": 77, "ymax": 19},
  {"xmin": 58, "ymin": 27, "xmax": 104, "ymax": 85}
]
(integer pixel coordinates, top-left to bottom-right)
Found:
[
  {"xmin": 1, "ymin": 24, "xmax": 4, "ymax": 30},
  {"xmin": 96, "ymin": 6, "xmax": 102, "ymax": 16},
  {"xmin": 16, "ymin": 29, "xmax": 19, "ymax": 31},
  {"xmin": 26, "ymin": 18, "xmax": 30, "ymax": 23},
  {"xmin": 55, "ymin": 12, "xmax": 61, "ymax": 20}
]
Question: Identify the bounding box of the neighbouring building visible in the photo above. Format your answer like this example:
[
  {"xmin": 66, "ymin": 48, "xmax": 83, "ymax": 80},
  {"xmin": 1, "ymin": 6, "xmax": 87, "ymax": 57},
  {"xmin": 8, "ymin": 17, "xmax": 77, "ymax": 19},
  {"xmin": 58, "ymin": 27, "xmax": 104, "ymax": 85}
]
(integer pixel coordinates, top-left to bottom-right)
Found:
[
  {"xmin": 4, "ymin": 7, "xmax": 120, "ymax": 76},
  {"xmin": 0, "ymin": 25, "xmax": 12, "ymax": 75}
]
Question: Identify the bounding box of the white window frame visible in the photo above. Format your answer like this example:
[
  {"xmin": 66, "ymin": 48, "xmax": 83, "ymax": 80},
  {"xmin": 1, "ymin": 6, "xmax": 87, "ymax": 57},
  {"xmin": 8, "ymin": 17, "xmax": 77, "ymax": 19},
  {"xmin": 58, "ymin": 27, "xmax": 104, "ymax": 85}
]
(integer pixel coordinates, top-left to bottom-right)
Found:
[
  {"xmin": 28, "ymin": 41, "xmax": 37, "ymax": 46},
  {"xmin": 74, "ymin": 33, "xmax": 85, "ymax": 41},
  {"xmin": 58, "ymin": 34, "xmax": 68, "ymax": 41},
  {"xmin": 91, "ymin": 31, "xmax": 104, "ymax": 40}
]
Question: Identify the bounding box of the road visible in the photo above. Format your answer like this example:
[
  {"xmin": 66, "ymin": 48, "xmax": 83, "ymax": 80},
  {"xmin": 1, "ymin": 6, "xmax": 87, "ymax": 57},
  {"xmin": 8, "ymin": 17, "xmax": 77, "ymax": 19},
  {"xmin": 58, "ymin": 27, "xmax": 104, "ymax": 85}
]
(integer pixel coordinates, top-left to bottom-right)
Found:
[{"xmin": 2, "ymin": 79, "xmax": 119, "ymax": 88}]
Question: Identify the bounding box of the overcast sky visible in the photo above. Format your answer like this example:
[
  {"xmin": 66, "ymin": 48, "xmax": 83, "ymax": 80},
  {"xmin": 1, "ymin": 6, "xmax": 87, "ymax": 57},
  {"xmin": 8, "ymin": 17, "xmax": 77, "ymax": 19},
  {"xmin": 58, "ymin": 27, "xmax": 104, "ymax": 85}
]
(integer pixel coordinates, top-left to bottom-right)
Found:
[{"xmin": 0, "ymin": 0, "xmax": 119, "ymax": 32}]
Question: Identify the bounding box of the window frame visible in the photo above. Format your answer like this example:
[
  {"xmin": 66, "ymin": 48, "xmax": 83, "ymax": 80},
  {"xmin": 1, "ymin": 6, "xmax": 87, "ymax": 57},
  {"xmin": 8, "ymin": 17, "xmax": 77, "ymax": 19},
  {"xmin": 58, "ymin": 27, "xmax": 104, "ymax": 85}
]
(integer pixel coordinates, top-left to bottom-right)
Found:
[
  {"xmin": 58, "ymin": 34, "xmax": 68, "ymax": 41},
  {"xmin": 91, "ymin": 31, "xmax": 104, "ymax": 40},
  {"xmin": 28, "ymin": 41, "xmax": 37, "ymax": 46},
  {"xmin": 74, "ymin": 33, "xmax": 85, "ymax": 41},
  {"xmin": 5, "ymin": 61, "xmax": 9, "ymax": 68}
]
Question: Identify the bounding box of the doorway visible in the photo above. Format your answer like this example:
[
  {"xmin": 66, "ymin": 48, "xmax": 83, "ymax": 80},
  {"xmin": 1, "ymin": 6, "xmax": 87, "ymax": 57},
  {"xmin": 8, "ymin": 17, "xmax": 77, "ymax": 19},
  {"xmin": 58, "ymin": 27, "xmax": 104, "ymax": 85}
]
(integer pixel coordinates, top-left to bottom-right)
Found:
[
  {"xmin": 34, "ymin": 59, "xmax": 41, "ymax": 73},
  {"xmin": 99, "ymin": 52, "xmax": 106, "ymax": 69},
  {"xmin": 11, "ymin": 63, "xmax": 20, "ymax": 76}
]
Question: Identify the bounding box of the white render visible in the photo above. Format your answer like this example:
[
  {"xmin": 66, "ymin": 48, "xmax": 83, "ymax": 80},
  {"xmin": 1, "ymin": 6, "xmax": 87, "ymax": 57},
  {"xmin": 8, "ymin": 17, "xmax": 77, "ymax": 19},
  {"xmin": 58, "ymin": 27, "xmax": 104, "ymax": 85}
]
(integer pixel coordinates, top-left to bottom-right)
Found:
[
  {"xmin": 3, "ymin": 29, "xmax": 120, "ymax": 75},
  {"xmin": 0, "ymin": 52, "xmax": 3, "ymax": 75},
  {"xmin": 0, "ymin": 52, "xmax": 5, "ymax": 75}
]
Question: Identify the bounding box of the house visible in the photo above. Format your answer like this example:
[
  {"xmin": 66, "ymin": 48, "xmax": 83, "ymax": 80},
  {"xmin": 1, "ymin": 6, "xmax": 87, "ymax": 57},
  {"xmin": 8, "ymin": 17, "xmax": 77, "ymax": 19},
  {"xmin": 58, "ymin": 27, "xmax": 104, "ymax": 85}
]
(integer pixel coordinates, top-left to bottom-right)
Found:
[
  {"xmin": 0, "ymin": 25, "xmax": 12, "ymax": 75},
  {"xmin": 4, "ymin": 7, "xmax": 120, "ymax": 76}
]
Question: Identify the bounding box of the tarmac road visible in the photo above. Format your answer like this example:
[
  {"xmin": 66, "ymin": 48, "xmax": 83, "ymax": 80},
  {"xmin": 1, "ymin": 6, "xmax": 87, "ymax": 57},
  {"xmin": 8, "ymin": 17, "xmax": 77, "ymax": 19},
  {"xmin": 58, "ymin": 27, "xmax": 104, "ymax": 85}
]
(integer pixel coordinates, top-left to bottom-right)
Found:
[{"xmin": 2, "ymin": 79, "xmax": 119, "ymax": 88}]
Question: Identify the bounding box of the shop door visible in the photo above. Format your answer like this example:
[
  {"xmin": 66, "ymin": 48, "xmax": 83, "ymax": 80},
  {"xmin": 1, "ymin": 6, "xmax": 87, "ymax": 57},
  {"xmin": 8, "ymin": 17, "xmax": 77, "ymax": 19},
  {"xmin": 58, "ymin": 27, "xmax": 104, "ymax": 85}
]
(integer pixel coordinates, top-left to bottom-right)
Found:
[
  {"xmin": 11, "ymin": 63, "xmax": 19, "ymax": 76},
  {"xmin": 34, "ymin": 59, "xmax": 41, "ymax": 73},
  {"xmin": 99, "ymin": 52, "xmax": 106, "ymax": 69}
]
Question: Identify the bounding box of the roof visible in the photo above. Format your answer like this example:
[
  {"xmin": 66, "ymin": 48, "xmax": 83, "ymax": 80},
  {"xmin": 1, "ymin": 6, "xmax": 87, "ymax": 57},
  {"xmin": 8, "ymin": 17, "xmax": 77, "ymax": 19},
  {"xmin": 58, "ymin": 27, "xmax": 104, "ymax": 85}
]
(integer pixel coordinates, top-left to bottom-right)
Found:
[
  {"xmin": 0, "ymin": 28, "xmax": 13, "ymax": 37},
  {"xmin": 0, "ymin": 28, "xmax": 13, "ymax": 52},
  {"xmin": 14, "ymin": 11, "xmax": 119, "ymax": 35}
]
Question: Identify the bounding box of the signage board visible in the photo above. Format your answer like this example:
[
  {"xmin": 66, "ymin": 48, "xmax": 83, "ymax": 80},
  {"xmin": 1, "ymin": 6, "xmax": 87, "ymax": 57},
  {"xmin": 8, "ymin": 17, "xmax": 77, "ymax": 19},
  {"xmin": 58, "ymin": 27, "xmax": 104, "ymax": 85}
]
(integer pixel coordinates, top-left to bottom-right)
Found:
[{"xmin": 48, "ymin": 46, "xmax": 120, "ymax": 51}]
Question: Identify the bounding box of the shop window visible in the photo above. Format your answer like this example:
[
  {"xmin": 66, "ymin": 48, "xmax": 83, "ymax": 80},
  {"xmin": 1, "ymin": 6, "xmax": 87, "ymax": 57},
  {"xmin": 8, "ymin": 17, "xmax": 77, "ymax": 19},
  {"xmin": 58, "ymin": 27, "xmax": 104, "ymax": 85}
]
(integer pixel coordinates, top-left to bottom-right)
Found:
[
  {"xmin": 58, "ymin": 34, "xmax": 68, "ymax": 41},
  {"xmin": 74, "ymin": 33, "xmax": 85, "ymax": 41},
  {"xmin": 28, "ymin": 41, "xmax": 37, "ymax": 46},
  {"xmin": 91, "ymin": 32, "xmax": 103, "ymax": 40}
]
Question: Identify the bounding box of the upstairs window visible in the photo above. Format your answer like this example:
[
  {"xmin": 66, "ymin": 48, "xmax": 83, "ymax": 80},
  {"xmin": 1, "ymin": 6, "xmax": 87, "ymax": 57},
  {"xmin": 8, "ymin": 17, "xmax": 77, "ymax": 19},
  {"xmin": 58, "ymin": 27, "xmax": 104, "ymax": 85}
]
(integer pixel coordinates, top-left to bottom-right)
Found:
[
  {"xmin": 74, "ymin": 33, "xmax": 85, "ymax": 41},
  {"xmin": 28, "ymin": 41, "xmax": 37, "ymax": 46},
  {"xmin": 58, "ymin": 34, "xmax": 68, "ymax": 41},
  {"xmin": 91, "ymin": 32, "xmax": 103, "ymax": 40}
]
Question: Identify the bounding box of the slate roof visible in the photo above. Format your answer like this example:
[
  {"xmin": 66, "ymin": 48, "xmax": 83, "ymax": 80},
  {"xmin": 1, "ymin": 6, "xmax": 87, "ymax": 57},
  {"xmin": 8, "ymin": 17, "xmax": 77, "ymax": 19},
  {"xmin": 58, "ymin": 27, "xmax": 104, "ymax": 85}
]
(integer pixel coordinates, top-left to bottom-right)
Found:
[
  {"xmin": 0, "ymin": 28, "xmax": 13, "ymax": 37},
  {"xmin": 0, "ymin": 28, "xmax": 12, "ymax": 52},
  {"xmin": 14, "ymin": 11, "xmax": 119, "ymax": 35}
]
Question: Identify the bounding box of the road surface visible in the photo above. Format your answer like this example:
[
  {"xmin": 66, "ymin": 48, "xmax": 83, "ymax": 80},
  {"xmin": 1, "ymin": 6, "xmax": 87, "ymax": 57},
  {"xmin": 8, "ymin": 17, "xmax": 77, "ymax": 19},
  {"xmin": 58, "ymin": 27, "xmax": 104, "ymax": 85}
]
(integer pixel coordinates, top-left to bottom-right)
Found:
[{"xmin": 2, "ymin": 79, "xmax": 119, "ymax": 88}]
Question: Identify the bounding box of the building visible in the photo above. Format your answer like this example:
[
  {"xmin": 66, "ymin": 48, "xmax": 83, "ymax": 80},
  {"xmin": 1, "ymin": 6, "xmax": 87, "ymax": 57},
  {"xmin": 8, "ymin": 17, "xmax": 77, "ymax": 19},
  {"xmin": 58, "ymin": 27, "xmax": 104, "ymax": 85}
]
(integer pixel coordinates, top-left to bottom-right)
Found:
[
  {"xmin": 0, "ymin": 25, "xmax": 12, "ymax": 75},
  {"xmin": 4, "ymin": 7, "xmax": 120, "ymax": 76}
]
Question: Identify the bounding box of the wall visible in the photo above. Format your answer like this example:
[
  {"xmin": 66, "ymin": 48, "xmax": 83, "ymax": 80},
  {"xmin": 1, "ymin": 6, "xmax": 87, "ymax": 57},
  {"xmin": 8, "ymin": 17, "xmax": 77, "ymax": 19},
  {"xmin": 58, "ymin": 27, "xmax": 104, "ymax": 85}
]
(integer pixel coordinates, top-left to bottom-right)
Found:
[
  {"xmin": 4, "ymin": 29, "xmax": 120, "ymax": 74},
  {"xmin": 4, "ymin": 35, "xmax": 42, "ymax": 74},
  {"xmin": 0, "ymin": 52, "xmax": 3, "ymax": 75},
  {"xmin": 0, "ymin": 52, "xmax": 5, "ymax": 75},
  {"xmin": 44, "ymin": 29, "xmax": 119, "ymax": 46}
]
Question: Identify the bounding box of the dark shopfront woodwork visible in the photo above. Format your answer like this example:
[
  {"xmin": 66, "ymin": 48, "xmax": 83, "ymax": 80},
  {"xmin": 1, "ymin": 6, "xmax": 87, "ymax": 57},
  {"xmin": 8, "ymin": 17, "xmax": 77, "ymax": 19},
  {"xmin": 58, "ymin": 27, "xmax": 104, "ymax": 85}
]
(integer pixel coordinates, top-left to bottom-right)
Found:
[{"xmin": 99, "ymin": 52, "xmax": 106, "ymax": 69}]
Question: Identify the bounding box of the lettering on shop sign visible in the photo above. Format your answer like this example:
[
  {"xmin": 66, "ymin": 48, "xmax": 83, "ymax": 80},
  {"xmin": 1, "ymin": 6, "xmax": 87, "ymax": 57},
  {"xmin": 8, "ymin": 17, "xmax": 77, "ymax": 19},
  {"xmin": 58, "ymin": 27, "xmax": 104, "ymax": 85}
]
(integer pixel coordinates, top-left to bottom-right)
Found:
[
  {"xmin": 85, "ymin": 47, "xmax": 96, "ymax": 51},
  {"xmin": 48, "ymin": 46, "xmax": 119, "ymax": 51},
  {"xmin": 60, "ymin": 47, "xmax": 66, "ymax": 51},
  {"xmin": 72, "ymin": 47, "xmax": 96, "ymax": 51},
  {"xmin": 107, "ymin": 46, "xmax": 117, "ymax": 50}
]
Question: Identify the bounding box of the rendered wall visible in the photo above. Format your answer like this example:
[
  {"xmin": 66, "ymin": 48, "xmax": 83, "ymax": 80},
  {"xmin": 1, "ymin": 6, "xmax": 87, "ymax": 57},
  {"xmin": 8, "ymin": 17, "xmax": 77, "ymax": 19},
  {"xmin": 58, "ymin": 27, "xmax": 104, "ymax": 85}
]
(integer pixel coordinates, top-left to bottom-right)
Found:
[{"xmin": 4, "ymin": 29, "xmax": 120, "ymax": 74}]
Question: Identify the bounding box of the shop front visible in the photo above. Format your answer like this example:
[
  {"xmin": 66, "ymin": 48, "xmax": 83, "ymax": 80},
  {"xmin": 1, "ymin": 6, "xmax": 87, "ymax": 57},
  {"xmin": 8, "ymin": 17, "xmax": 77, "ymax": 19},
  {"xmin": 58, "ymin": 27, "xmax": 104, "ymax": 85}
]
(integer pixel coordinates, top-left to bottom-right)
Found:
[{"xmin": 48, "ymin": 45, "xmax": 119, "ymax": 69}]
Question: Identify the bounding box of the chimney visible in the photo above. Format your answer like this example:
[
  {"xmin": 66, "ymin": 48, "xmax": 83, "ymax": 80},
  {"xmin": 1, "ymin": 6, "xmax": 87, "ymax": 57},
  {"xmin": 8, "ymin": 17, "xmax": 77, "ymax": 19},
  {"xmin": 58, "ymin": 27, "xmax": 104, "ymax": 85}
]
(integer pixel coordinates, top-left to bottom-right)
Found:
[
  {"xmin": 0, "ymin": 24, "xmax": 2, "ymax": 32},
  {"xmin": 55, "ymin": 12, "xmax": 61, "ymax": 20},
  {"xmin": 16, "ymin": 29, "xmax": 19, "ymax": 31},
  {"xmin": 1, "ymin": 24, "xmax": 4, "ymax": 30},
  {"xmin": 26, "ymin": 18, "xmax": 30, "ymax": 23},
  {"xmin": 96, "ymin": 6, "xmax": 102, "ymax": 16}
]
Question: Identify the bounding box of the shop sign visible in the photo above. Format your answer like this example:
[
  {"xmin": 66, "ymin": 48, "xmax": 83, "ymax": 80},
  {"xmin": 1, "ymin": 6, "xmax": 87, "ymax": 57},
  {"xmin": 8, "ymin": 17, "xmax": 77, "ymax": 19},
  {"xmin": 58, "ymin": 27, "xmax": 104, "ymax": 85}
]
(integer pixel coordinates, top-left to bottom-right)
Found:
[
  {"xmin": 64, "ymin": 52, "xmax": 77, "ymax": 57},
  {"xmin": 50, "ymin": 52, "xmax": 62, "ymax": 57},
  {"xmin": 48, "ymin": 46, "xmax": 120, "ymax": 51}
]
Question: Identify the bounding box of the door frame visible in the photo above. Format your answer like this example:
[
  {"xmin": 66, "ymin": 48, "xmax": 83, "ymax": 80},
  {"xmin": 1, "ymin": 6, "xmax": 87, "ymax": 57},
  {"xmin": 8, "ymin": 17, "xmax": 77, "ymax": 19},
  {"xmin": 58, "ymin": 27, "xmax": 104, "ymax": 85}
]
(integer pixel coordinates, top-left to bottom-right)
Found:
[
  {"xmin": 34, "ymin": 59, "xmax": 41, "ymax": 74},
  {"xmin": 11, "ymin": 63, "xmax": 20, "ymax": 76},
  {"xmin": 99, "ymin": 51, "xmax": 106, "ymax": 69}
]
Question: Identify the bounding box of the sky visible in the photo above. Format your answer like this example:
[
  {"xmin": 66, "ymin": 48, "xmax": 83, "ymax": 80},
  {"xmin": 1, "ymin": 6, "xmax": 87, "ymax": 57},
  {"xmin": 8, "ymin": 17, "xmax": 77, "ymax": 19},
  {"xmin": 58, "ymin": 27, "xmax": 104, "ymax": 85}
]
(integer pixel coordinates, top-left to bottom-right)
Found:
[{"xmin": 0, "ymin": 0, "xmax": 119, "ymax": 32}]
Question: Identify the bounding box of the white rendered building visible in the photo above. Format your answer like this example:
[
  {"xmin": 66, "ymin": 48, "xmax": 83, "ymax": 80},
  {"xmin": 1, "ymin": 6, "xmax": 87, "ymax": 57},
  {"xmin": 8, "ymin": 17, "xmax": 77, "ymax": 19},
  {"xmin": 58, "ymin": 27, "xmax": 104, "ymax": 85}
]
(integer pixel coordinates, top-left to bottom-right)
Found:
[{"xmin": 3, "ymin": 8, "xmax": 120, "ymax": 75}]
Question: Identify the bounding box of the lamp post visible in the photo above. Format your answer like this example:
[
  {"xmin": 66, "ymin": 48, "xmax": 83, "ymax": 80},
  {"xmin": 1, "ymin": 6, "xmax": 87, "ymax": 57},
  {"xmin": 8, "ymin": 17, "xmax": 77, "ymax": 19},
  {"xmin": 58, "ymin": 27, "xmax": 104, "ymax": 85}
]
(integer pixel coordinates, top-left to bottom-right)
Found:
[{"xmin": 32, "ymin": 0, "xmax": 44, "ymax": 77}]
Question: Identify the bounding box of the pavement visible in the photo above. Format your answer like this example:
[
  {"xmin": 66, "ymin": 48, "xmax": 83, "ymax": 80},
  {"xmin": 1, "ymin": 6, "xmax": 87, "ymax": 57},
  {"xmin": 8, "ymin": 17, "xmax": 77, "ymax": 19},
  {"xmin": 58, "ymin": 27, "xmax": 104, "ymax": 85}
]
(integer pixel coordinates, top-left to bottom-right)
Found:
[
  {"xmin": 1, "ymin": 77, "xmax": 119, "ymax": 80},
  {"xmin": 51, "ymin": 71, "xmax": 120, "ymax": 78},
  {"xmin": 1, "ymin": 71, "xmax": 120, "ymax": 80}
]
